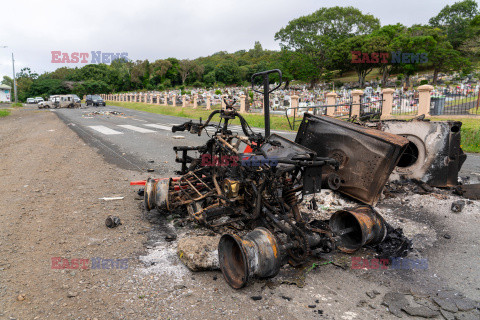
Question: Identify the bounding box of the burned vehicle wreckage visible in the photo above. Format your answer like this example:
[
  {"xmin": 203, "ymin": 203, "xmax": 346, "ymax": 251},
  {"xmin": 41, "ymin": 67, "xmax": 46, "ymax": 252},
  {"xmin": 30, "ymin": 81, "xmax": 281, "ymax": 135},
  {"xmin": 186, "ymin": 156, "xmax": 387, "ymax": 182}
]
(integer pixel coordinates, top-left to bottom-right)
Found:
[{"xmin": 139, "ymin": 70, "xmax": 467, "ymax": 289}]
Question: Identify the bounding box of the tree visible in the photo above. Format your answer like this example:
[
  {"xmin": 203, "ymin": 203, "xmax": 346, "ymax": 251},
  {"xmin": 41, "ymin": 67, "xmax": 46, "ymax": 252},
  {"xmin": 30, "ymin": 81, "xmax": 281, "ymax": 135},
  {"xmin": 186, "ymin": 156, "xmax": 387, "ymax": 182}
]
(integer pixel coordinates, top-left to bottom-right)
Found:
[
  {"xmin": 151, "ymin": 59, "xmax": 172, "ymax": 84},
  {"xmin": 130, "ymin": 60, "xmax": 152, "ymax": 88},
  {"xmin": 178, "ymin": 59, "xmax": 195, "ymax": 85},
  {"xmin": 459, "ymin": 14, "xmax": 480, "ymax": 58},
  {"xmin": 389, "ymin": 26, "xmax": 437, "ymax": 87},
  {"xmin": 28, "ymin": 79, "xmax": 69, "ymax": 97},
  {"xmin": 429, "ymin": 0, "xmax": 479, "ymax": 48},
  {"xmin": 275, "ymin": 6, "xmax": 380, "ymax": 87},
  {"xmin": 73, "ymin": 80, "xmax": 111, "ymax": 97},
  {"xmin": 250, "ymin": 41, "xmax": 264, "ymax": 58},
  {"xmin": 214, "ymin": 60, "xmax": 241, "ymax": 85},
  {"xmin": 429, "ymin": 42, "xmax": 467, "ymax": 84},
  {"xmin": 203, "ymin": 71, "xmax": 216, "ymax": 86},
  {"xmin": 1, "ymin": 76, "xmax": 13, "ymax": 88},
  {"xmin": 334, "ymin": 34, "xmax": 389, "ymax": 87},
  {"xmin": 417, "ymin": 26, "xmax": 469, "ymax": 84},
  {"xmin": 278, "ymin": 50, "xmax": 318, "ymax": 88},
  {"xmin": 369, "ymin": 24, "xmax": 407, "ymax": 86}
]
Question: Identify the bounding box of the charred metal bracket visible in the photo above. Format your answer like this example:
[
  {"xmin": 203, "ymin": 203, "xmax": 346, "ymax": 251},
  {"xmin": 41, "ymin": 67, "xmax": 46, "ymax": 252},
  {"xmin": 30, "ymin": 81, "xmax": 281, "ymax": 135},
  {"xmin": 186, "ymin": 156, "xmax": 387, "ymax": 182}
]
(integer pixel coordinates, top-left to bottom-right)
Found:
[
  {"xmin": 295, "ymin": 113, "xmax": 409, "ymax": 205},
  {"xmin": 377, "ymin": 120, "xmax": 467, "ymax": 187},
  {"xmin": 260, "ymin": 134, "xmax": 337, "ymax": 195},
  {"xmin": 173, "ymin": 146, "xmax": 202, "ymax": 175}
]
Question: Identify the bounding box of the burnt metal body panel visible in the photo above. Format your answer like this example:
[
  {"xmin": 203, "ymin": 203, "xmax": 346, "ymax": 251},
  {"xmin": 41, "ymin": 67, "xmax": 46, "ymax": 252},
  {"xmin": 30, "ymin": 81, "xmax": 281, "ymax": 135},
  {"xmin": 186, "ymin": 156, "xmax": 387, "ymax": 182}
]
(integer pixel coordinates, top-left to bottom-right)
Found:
[
  {"xmin": 295, "ymin": 114, "xmax": 409, "ymax": 205},
  {"xmin": 454, "ymin": 183, "xmax": 480, "ymax": 200},
  {"xmin": 379, "ymin": 120, "xmax": 466, "ymax": 187}
]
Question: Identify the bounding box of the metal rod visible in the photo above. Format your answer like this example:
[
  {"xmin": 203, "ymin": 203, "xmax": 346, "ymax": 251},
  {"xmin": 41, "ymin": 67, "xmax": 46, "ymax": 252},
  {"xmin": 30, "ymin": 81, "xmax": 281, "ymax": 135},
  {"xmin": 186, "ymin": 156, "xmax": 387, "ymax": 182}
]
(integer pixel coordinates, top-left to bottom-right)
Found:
[
  {"xmin": 264, "ymin": 74, "xmax": 270, "ymax": 137},
  {"xmin": 12, "ymin": 53, "xmax": 17, "ymax": 103}
]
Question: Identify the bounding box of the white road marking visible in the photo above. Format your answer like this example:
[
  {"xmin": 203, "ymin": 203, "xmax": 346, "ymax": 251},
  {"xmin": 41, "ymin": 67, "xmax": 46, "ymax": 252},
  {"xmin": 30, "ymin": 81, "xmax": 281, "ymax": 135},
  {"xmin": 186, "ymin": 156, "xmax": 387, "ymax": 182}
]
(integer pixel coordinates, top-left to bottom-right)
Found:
[
  {"xmin": 131, "ymin": 118, "xmax": 148, "ymax": 122},
  {"xmin": 88, "ymin": 125, "xmax": 123, "ymax": 135},
  {"xmin": 144, "ymin": 123, "xmax": 172, "ymax": 131},
  {"xmin": 118, "ymin": 125, "xmax": 157, "ymax": 133}
]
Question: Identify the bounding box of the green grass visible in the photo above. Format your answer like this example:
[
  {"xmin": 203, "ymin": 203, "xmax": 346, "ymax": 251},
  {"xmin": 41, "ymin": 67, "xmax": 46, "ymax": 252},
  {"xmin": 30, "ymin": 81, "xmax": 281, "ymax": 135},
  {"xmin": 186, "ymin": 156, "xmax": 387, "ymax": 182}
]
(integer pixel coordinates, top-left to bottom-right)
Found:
[
  {"xmin": 0, "ymin": 109, "xmax": 10, "ymax": 117},
  {"xmin": 113, "ymin": 101, "xmax": 295, "ymax": 131},
  {"xmin": 431, "ymin": 117, "xmax": 480, "ymax": 153},
  {"xmin": 458, "ymin": 119, "xmax": 480, "ymax": 153},
  {"xmin": 11, "ymin": 102, "xmax": 23, "ymax": 108}
]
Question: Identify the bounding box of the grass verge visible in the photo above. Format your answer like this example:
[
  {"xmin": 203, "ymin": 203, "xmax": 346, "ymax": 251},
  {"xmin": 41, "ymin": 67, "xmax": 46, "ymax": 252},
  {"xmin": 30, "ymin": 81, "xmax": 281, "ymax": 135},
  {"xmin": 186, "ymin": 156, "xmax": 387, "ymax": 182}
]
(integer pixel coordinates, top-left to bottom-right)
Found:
[
  {"xmin": 0, "ymin": 109, "xmax": 11, "ymax": 117},
  {"xmin": 112, "ymin": 102, "xmax": 295, "ymax": 131},
  {"xmin": 113, "ymin": 102, "xmax": 480, "ymax": 153}
]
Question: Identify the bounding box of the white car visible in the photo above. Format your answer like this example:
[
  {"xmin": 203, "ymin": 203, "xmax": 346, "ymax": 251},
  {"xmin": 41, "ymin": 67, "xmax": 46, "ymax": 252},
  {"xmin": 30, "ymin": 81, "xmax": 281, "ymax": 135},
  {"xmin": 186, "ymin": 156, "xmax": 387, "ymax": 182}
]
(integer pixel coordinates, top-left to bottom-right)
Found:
[
  {"xmin": 26, "ymin": 98, "xmax": 35, "ymax": 104},
  {"xmin": 35, "ymin": 97, "xmax": 44, "ymax": 103}
]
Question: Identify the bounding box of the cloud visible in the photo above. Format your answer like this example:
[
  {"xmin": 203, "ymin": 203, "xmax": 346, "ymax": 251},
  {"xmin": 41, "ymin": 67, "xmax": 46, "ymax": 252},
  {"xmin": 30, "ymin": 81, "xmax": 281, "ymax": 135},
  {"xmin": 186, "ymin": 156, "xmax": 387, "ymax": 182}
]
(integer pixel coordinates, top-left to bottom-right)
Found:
[{"xmin": 0, "ymin": 0, "xmax": 470, "ymax": 77}]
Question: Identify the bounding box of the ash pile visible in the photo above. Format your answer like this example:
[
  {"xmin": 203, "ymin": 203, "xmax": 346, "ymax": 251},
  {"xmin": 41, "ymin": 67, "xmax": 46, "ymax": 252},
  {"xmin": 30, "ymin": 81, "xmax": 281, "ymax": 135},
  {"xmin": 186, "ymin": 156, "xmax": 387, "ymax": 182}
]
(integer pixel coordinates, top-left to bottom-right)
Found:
[{"xmin": 136, "ymin": 98, "xmax": 476, "ymax": 289}]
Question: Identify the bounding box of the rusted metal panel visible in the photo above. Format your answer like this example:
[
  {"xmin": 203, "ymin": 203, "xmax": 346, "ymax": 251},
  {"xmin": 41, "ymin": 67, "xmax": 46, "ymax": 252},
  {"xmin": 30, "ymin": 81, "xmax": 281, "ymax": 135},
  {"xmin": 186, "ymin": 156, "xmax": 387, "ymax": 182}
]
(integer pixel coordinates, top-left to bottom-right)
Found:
[
  {"xmin": 378, "ymin": 120, "xmax": 467, "ymax": 187},
  {"xmin": 295, "ymin": 114, "xmax": 409, "ymax": 205},
  {"xmin": 454, "ymin": 183, "xmax": 480, "ymax": 200}
]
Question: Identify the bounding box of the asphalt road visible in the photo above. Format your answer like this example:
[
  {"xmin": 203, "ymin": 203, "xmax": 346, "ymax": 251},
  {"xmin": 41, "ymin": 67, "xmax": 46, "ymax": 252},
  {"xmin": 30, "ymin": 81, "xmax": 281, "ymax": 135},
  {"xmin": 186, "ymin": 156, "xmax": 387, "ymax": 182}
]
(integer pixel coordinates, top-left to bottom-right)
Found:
[
  {"xmin": 51, "ymin": 104, "xmax": 297, "ymax": 176},
  {"xmin": 50, "ymin": 103, "xmax": 480, "ymax": 182}
]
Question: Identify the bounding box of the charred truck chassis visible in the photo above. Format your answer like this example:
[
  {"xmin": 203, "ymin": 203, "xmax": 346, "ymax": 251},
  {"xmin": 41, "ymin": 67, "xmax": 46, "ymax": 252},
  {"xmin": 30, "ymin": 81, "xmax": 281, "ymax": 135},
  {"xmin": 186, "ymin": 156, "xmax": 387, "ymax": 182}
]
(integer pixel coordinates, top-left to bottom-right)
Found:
[{"xmin": 143, "ymin": 70, "xmax": 411, "ymax": 288}]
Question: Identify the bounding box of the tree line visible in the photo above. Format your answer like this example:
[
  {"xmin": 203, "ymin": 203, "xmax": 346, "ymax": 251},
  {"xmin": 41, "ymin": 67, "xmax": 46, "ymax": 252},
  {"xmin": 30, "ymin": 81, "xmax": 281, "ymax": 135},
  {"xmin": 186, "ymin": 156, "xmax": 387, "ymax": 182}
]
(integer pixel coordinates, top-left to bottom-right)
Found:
[{"xmin": 2, "ymin": 0, "xmax": 479, "ymax": 101}]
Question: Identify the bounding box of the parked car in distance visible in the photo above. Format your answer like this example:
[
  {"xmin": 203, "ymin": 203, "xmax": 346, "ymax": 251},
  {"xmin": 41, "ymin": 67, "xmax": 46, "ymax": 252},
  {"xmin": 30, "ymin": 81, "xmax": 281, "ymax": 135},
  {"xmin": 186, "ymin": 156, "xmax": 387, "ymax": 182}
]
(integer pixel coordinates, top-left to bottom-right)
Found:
[
  {"xmin": 35, "ymin": 97, "xmax": 44, "ymax": 103},
  {"xmin": 71, "ymin": 94, "xmax": 81, "ymax": 104},
  {"xmin": 85, "ymin": 95, "xmax": 106, "ymax": 106},
  {"xmin": 26, "ymin": 98, "xmax": 35, "ymax": 104},
  {"xmin": 38, "ymin": 95, "xmax": 81, "ymax": 109}
]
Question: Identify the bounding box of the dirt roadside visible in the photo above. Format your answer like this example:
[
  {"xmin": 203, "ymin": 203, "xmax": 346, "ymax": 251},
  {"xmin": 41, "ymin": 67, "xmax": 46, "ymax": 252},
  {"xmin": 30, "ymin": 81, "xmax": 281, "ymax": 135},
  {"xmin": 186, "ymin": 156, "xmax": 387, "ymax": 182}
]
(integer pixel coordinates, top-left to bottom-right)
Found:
[
  {"xmin": 1, "ymin": 108, "xmax": 479, "ymax": 320},
  {"xmin": 0, "ymin": 108, "xmax": 152, "ymax": 319}
]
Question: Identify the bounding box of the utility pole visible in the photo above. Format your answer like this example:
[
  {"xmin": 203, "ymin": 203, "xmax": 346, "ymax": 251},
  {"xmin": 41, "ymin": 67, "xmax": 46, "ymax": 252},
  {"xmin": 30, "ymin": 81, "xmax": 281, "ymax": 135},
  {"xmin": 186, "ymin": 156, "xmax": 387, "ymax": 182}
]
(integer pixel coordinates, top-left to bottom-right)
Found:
[{"xmin": 12, "ymin": 53, "xmax": 17, "ymax": 103}]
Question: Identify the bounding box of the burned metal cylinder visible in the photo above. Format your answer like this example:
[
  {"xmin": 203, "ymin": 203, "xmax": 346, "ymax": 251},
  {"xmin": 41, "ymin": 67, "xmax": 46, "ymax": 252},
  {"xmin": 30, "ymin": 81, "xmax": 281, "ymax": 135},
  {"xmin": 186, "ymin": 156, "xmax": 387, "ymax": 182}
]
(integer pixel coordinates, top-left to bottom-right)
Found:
[
  {"xmin": 329, "ymin": 206, "xmax": 387, "ymax": 253},
  {"xmin": 218, "ymin": 228, "xmax": 283, "ymax": 289},
  {"xmin": 378, "ymin": 120, "xmax": 467, "ymax": 187},
  {"xmin": 144, "ymin": 178, "xmax": 170, "ymax": 211}
]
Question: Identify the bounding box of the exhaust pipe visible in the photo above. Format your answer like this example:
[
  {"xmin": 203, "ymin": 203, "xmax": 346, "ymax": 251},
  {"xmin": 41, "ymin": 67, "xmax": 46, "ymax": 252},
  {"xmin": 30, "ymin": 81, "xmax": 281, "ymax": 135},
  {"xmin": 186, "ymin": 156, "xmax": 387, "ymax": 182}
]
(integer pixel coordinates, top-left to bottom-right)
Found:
[
  {"xmin": 144, "ymin": 178, "xmax": 170, "ymax": 211},
  {"xmin": 329, "ymin": 206, "xmax": 387, "ymax": 253},
  {"xmin": 218, "ymin": 228, "xmax": 283, "ymax": 289}
]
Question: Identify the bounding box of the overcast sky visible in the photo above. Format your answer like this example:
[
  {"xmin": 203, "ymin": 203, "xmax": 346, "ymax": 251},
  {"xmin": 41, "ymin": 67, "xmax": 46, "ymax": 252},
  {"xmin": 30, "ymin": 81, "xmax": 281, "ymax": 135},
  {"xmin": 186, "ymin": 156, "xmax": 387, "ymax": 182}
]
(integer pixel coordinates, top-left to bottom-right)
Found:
[{"xmin": 0, "ymin": 0, "xmax": 477, "ymax": 79}]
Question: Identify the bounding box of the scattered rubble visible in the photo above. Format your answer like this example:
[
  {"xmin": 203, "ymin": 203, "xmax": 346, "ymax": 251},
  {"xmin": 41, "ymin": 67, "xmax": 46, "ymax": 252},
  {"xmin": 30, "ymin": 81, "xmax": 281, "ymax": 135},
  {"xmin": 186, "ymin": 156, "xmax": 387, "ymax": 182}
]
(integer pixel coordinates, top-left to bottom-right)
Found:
[
  {"xmin": 451, "ymin": 200, "xmax": 466, "ymax": 213},
  {"xmin": 381, "ymin": 292, "xmax": 409, "ymax": 317},
  {"xmin": 401, "ymin": 305, "xmax": 439, "ymax": 318},
  {"xmin": 82, "ymin": 110, "xmax": 125, "ymax": 117},
  {"xmin": 381, "ymin": 291, "xmax": 480, "ymax": 319},
  {"xmin": 105, "ymin": 216, "xmax": 122, "ymax": 228}
]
